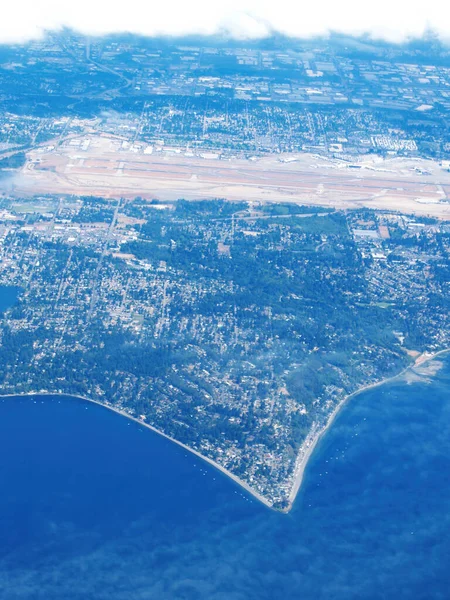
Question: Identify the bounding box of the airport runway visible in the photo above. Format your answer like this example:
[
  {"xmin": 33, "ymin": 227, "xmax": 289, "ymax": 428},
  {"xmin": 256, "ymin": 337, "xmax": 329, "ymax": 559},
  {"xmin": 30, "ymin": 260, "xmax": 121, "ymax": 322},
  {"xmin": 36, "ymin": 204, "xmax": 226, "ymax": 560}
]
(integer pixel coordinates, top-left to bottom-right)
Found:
[{"xmin": 13, "ymin": 136, "xmax": 450, "ymax": 219}]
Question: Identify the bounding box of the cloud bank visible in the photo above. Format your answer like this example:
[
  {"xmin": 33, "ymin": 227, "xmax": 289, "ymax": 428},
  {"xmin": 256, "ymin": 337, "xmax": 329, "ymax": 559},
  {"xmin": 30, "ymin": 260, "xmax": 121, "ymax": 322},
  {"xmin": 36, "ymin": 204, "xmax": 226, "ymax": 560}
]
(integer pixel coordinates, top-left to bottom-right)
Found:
[{"xmin": 1, "ymin": 0, "xmax": 450, "ymax": 45}]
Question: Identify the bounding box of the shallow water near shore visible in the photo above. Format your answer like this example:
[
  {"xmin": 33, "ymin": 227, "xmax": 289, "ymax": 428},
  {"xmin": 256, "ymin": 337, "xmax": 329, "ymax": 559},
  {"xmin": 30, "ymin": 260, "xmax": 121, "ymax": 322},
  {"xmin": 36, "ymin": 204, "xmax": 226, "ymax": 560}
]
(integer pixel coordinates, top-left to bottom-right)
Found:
[{"xmin": 1, "ymin": 358, "xmax": 450, "ymax": 599}]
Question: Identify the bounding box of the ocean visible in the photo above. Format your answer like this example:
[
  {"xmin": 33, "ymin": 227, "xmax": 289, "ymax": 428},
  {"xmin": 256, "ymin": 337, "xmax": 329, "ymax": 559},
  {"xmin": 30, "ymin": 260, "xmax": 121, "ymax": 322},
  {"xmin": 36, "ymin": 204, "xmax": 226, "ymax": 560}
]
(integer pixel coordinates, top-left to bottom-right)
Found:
[{"xmin": 0, "ymin": 361, "xmax": 449, "ymax": 599}]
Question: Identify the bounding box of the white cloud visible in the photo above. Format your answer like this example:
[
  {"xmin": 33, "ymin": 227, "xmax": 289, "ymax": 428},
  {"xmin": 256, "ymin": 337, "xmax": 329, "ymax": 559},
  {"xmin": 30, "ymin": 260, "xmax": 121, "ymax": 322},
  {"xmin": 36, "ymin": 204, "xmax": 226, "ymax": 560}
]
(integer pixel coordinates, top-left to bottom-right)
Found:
[{"xmin": 1, "ymin": 0, "xmax": 450, "ymax": 44}]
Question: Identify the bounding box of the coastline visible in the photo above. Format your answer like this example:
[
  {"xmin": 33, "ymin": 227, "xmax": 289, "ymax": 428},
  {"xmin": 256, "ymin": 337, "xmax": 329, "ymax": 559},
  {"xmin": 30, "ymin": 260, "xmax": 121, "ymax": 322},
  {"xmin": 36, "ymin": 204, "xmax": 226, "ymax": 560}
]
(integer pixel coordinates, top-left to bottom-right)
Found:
[
  {"xmin": 0, "ymin": 348, "xmax": 448, "ymax": 515},
  {"xmin": 0, "ymin": 390, "xmax": 274, "ymax": 512},
  {"xmin": 285, "ymin": 347, "xmax": 450, "ymax": 511}
]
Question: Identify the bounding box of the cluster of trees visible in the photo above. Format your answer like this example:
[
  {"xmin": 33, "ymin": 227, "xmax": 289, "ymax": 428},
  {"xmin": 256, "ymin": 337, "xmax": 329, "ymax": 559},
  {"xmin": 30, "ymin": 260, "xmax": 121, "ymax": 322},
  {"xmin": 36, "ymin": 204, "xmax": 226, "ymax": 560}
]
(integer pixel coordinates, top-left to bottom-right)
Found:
[{"xmin": 0, "ymin": 152, "xmax": 26, "ymax": 171}]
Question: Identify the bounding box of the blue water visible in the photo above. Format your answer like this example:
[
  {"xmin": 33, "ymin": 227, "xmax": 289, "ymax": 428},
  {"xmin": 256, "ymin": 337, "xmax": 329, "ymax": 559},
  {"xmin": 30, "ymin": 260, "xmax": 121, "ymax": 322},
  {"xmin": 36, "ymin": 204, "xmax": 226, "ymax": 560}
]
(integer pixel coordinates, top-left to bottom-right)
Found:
[
  {"xmin": 1, "ymin": 360, "xmax": 450, "ymax": 599},
  {"xmin": 0, "ymin": 286, "xmax": 20, "ymax": 314}
]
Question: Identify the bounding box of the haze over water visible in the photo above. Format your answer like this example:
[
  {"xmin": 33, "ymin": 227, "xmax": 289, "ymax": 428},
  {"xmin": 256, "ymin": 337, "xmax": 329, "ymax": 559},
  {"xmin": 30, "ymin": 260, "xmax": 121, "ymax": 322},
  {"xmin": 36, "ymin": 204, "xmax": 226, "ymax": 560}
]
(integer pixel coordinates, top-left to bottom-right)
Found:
[{"xmin": 1, "ymin": 360, "xmax": 450, "ymax": 599}]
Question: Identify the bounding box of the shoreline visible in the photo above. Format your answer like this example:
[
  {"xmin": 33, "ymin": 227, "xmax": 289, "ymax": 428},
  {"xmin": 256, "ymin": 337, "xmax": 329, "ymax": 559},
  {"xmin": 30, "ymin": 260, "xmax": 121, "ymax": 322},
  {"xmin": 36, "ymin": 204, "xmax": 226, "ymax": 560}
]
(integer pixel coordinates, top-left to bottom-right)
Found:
[
  {"xmin": 0, "ymin": 347, "xmax": 448, "ymax": 515},
  {"xmin": 0, "ymin": 390, "xmax": 274, "ymax": 511},
  {"xmin": 285, "ymin": 347, "xmax": 450, "ymax": 511}
]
